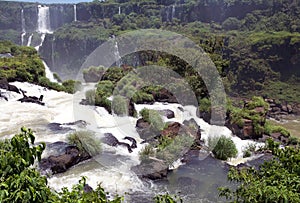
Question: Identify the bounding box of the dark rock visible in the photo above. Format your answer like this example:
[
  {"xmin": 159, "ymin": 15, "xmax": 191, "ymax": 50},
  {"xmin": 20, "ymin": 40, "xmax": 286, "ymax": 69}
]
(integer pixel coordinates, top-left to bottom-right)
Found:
[
  {"xmin": 128, "ymin": 99, "xmax": 136, "ymax": 117},
  {"xmin": 64, "ymin": 120, "xmax": 87, "ymax": 128},
  {"xmin": 152, "ymin": 88, "xmax": 177, "ymax": 103},
  {"xmin": 161, "ymin": 122, "xmax": 181, "ymax": 138},
  {"xmin": 84, "ymin": 184, "xmax": 94, "ymax": 193},
  {"xmin": 118, "ymin": 142, "xmax": 133, "ymax": 153},
  {"xmin": 158, "ymin": 109, "xmax": 175, "ymax": 119},
  {"xmin": 47, "ymin": 123, "xmax": 73, "ymax": 133},
  {"xmin": 0, "ymin": 90, "xmax": 8, "ymax": 101},
  {"xmin": 124, "ymin": 136, "xmax": 137, "ymax": 148},
  {"xmin": 102, "ymin": 133, "xmax": 119, "ymax": 146},
  {"xmin": 136, "ymin": 118, "xmax": 160, "ymax": 140},
  {"xmin": 236, "ymin": 152, "xmax": 273, "ymax": 170},
  {"xmin": 18, "ymin": 96, "xmax": 45, "ymax": 105},
  {"xmin": 0, "ymin": 78, "xmax": 20, "ymax": 94},
  {"xmin": 131, "ymin": 159, "xmax": 169, "ymax": 180},
  {"xmin": 101, "ymin": 133, "xmax": 133, "ymax": 153},
  {"xmin": 39, "ymin": 145, "xmax": 91, "ymax": 175}
]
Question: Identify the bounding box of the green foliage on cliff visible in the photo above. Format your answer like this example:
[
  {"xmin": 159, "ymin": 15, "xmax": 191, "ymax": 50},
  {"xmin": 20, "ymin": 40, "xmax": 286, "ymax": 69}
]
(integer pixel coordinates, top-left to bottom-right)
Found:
[{"xmin": 219, "ymin": 138, "xmax": 300, "ymax": 202}]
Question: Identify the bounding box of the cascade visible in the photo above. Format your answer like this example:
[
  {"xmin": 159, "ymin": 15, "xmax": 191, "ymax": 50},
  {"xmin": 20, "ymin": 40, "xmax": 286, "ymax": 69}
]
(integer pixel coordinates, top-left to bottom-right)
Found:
[
  {"xmin": 74, "ymin": 4, "xmax": 77, "ymax": 22},
  {"xmin": 21, "ymin": 9, "xmax": 26, "ymax": 46},
  {"xmin": 51, "ymin": 36, "xmax": 55, "ymax": 70},
  {"xmin": 36, "ymin": 5, "xmax": 56, "ymax": 82},
  {"xmin": 37, "ymin": 5, "xmax": 51, "ymax": 34},
  {"xmin": 112, "ymin": 35, "xmax": 122, "ymax": 67},
  {"xmin": 27, "ymin": 34, "xmax": 33, "ymax": 46},
  {"xmin": 118, "ymin": 6, "xmax": 121, "ymax": 15},
  {"xmin": 171, "ymin": 5, "xmax": 176, "ymax": 21}
]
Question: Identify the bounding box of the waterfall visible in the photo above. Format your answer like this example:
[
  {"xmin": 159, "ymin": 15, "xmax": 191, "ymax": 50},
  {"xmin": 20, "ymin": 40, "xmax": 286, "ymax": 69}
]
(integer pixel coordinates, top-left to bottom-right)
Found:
[
  {"xmin": 112, "ymin": 35, "xmax": 122, "ymax": 67},
  {"xmin": 27, "ymin": 34, "xmax": 33, "ymax": 46},
  {"xmin": 74, "ymin": 4, "xmax": 77, "ymax": 22},
  {"xmin": 36, "ymin": 5, "xmax": 56, "ymax": 82},
  {"xmin": 37, "ymin": 5, "xmax": 51, "ymax": 34},
  {"xmin": 171, "ymin": 5, "xmax": 176, "ymax": 21},
  {"xmin": 51, "ymin": 36, "xmax": 55, "ymax": 70},
  {"xmin": 21, "ymin": 9, "xmax": 26, "ymax": 46},
  {"xmin": 118, "ymin": 6, "xmax": 121, "ymax": 15}
]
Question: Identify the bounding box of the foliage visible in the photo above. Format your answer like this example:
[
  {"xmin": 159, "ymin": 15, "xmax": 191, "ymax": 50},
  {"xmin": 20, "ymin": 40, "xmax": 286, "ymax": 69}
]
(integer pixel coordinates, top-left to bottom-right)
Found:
[
  {"xmin": 154, "ymin": 193, "xmax": 183, "ymax": 203},
  {"xmin": 242, "ymin": 143, "xmax": 257, "ymax": 158},
  {"xmin": 219, "ymin": 138, "xmax": 300, "ymax": 202},
  {"xmin": 156, "ymin": 135, "xmax": 194, "ymax": 165},
  {"xmin": 227, "ymin": 96, "xmax": 270, "ymax": 136},
  {"xmin": 0, "ymin": 127, "xmax": 53, "ymax": 203},
  {"xmin": 139, "ymin": 144, "xmax": 156, "ymax": 162},
  {"xmin": 208, "ymin": 135, "xmax": 238, "ymax": 160},
  {"xmin": 62, "ymin": 80, "xmax": 82, "ymax": 94},
  {"xmin": 58, "ymin": 177, "xmax": 123, "ymax": 203},
  {"xmin": 112, "ymin": 95, "xmax": 128, "ymax": 116},
  {"xmin": 67, "ymin": 131, "xmax": 102, "ymax": 157},
  {"xmin": 264, "ymin": 120, "xmax": 290, "ymax": 137},
  {"xmin": 139, "ymin": 108, "xmax": 164, "ymax": 131}
]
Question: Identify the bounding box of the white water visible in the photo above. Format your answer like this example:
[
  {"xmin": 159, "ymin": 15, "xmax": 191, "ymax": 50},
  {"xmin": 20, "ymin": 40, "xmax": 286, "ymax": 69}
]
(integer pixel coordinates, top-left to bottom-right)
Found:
[
  {"xmin": 36, "ymin": 5, "xmax": 57, "ymax": 83},
  {"xmin": 21, "ymin": 9, "xmax": 26, "ymax": 46},
  {"xmin": 171, "ymin": 5, "xmax": 175, "ymax": 20},
  {"xmin": 118, "ymin": 6, "xmax": 121, "ymax": 15},
  {"xmin": 134, "ymin": 103, "xmax": 263, "ymax": 166},
  {"xmin": 0, "ymin": 81, "xmax": 266, "ymax": 201},
  {"xmin": 37, "ymin": 5, "xmax": 51, "ymax": 34},
  {"xmin": 27, "ymin": 34, "xmax": 33, "ymax": 46},
  {"xmin": 112, "ymin": 35, "xmax": 122, "ymax": 67},
  {"xmin": 74, "ymin": 4, "xmax": 77, "ymax": 22}
]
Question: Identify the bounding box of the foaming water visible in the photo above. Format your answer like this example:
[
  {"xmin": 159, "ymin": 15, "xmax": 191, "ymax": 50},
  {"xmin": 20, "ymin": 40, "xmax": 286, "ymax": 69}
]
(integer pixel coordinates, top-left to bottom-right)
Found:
[{"xmin": 0, "ymin": 82, "xmax": 264, "ymax": 201}]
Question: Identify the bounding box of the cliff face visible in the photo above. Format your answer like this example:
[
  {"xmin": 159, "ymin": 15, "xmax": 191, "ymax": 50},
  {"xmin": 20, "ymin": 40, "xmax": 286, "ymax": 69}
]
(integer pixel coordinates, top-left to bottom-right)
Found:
[{"xmin": 0, "ymin": 0, "xmax": 299, "ymax": 80}]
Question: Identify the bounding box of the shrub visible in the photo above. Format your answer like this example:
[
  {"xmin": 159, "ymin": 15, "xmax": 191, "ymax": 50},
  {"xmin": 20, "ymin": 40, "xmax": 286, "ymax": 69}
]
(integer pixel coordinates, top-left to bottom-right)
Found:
[
  {"xmin": 156, "ymin": 135, "xmax": 194, "ymax": 165},
  {"xmin": 154, "ymin": 193, "xmax": 182, "ymax": 203},
  {"xmin": 62, "ymin": 80, "xmax": 82, "ymax": 94},
  {"xmin": 112, "ymin": 95, "xmax": 128, "ymax": 116},
  {"xmin": 67, "ymin": 131, "xmax": 101, "ymax": 156},
  {"xmin": 264, "ymin": 121, "xmax": 290, "ymax": 137},
  {"xmin": 85, "ymin": 89, "xmax": 96, "ymax": 105},
  {"xmin": 139, "ymin": 145, "xmax": 155, "ymax": 162},
  {"xmin": 208, "ymin": 135, "xmax": 238, "ymax": 160},
  {"xmin": 242, "ymin": 143, "xmax": 257, "ymax": 158},
  {"xmin": 140, "ymin": 108, "xmax": 164, "ymax": 131}
]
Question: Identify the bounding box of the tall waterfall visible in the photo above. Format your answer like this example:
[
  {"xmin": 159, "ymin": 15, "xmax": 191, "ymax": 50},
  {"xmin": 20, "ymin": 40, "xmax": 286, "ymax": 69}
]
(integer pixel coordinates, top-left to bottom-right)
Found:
[
  {"xmin": 118, "ymin": 6, "xmax": 121, "ymax": 15},
  {"xmin": 21, "ymin": 9, "xmax": 26, "ymax": 46},
  {"xmin": 36, "ymin": 5, "xmax": 56, "ymax": 82},
  {"xmin": 112, "ymin": 35, "xmax": 122, "ymax": 67},
  {"xmin": 51, "ymin": 36, "xmax": 55, "ymax": 70},
  {"xmin": 171, "ymin": 5, "xmax": 176, "ymax": 20},
  {"xmin": 27, "ymin": 34, "xmax": 33, "ymax": 46},
  {"xmin": 74, "ymin": 4, "xmax": 77, "ymax": 22},
  {"xmin": 37, "ymin": 5, "xmax": 51, "ymax": 34}
]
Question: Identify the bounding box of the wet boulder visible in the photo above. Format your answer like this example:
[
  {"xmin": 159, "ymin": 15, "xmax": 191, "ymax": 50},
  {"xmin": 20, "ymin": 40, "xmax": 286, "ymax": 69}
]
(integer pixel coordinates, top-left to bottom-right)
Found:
[{"xmin": 39, "ymin": 144, "xmax": 91, "ymax": 175}]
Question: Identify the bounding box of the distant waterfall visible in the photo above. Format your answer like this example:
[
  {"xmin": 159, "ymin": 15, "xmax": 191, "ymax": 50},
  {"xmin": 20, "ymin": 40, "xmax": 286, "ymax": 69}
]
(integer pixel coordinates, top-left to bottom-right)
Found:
[
  {"xmin": 36, "ymin": 5, "xmax": 57, "ymax": 82},
  {"xmin": 27, "ymin": 34, "xmax": 33, "ymax": 46},
  {"xmin": 171, "ymin": 5, "xmax": 176, "ymax": 21},
  {"xmin": 112, "ymin": 35, "xmax": 122, "ymax": 67},
  {"xmin": 37, "ymin": 5, "xmax": 51, "ymax": 34},
  {"xmin": 74, "ymin": 4, "xmax": 77, "ymax": 22},
  {"xmin": 51, "ymin": 36, "xmax": 55, "ymax": 69},
  {"xmin": 118, "ymin": 6, "xmax": 121, "ymax": 15},
  {"xmin": 21, "ymin": 9, "xmax": 26, "ymax": 46}
]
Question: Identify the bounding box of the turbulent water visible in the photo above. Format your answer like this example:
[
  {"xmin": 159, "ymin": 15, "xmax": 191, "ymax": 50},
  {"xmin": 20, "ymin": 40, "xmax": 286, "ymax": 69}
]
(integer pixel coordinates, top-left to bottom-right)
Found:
[{"xmin": 0, "ymin": 80, "xmax": 264, "ymax": 202}]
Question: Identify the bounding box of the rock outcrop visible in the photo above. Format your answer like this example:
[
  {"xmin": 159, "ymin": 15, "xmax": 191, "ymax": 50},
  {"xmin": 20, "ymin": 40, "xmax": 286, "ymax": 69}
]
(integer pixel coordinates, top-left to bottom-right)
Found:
[{"xmin": 39, "ymin": 143, "xmax": 91, "ymax": 175}]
